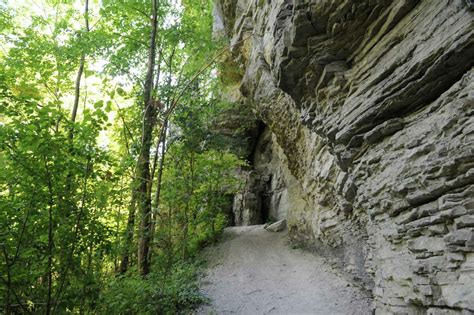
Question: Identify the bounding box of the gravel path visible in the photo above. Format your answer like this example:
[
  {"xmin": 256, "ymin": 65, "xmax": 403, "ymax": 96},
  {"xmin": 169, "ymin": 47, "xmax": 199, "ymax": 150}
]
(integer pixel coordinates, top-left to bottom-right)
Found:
[{"xmin": 197, "ymin": 225, "xmax": 372, "ymax": 315}]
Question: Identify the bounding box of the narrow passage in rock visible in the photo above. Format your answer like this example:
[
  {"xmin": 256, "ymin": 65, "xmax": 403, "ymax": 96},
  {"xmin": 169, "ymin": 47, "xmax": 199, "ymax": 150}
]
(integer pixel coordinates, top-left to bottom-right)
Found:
[{"xmin": 198, "ymin": 225, "xmax": 372, "ymax": 315}]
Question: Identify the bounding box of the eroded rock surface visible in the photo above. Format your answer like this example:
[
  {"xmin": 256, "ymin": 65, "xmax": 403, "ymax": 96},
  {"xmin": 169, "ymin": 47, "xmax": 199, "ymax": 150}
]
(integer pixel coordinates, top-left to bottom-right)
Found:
[{"xmin": 215, "ymin": 0, "xmax": 474, "ymax": 313}]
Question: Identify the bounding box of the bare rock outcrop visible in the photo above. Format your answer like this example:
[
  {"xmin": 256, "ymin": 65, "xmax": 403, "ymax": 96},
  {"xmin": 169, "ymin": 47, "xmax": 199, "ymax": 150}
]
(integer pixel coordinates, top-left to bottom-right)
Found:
[{"xmin": 215, "ymin": 0, "xmax": 474, "ymax": 313}]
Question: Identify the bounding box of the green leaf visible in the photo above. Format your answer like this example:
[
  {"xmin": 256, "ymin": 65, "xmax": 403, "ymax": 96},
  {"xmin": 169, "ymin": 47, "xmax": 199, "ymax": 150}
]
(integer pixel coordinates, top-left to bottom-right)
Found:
[
  {"xmin": 116, "ymin": 87, "xmax": 126, "ymax": 96},
  {"xmin": 105, "ymin": 100, "xmax": 113, "ymax": 112},
  {"xmin": 94, "ymin": 100, "xmax": 104, "ymax": 109}
]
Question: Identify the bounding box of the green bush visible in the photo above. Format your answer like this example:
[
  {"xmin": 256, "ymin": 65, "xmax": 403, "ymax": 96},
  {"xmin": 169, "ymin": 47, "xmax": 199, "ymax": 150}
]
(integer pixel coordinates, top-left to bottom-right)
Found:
[{"xmin": 98, "ymin": 262, "xmax": 206, "ymax": 314}]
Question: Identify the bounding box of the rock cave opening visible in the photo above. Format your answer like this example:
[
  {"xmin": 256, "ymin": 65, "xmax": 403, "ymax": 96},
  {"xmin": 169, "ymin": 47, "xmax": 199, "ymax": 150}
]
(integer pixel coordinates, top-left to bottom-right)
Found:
[
  {"xmin": 232, "ymin": 118, "xmax": 289, "ymax": 226},
  {"xmin": 247, "ymin": 120, "xmax": 267, "ymax": 164},
  {"xmin": 260, "ymin": 193, "xmax": 271, "ymax": 223}
]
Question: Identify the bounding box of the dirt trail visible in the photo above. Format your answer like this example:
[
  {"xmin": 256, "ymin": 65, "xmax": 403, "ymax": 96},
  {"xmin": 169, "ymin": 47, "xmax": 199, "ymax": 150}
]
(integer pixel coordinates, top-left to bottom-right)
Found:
[{"xmin": 197, "ymin": 225, "xmax": 372, "ymax": 315}]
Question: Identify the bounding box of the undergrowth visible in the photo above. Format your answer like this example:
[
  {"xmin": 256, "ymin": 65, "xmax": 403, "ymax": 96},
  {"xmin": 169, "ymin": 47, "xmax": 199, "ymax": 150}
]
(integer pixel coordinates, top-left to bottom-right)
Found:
[{"xmin": 99, "ymin": 262, "xmax": 207, "ymax": 314}]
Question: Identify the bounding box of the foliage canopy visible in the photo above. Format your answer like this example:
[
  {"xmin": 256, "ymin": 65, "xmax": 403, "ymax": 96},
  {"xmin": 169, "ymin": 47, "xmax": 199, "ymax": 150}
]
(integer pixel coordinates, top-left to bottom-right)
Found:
[{"xmin": 0, "ymin": 0, "xmax": 245, "ymax": 313}]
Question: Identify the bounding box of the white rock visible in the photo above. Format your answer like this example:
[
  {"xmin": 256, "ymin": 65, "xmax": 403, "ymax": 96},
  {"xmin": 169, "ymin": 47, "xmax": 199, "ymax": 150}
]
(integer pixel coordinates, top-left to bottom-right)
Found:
[{"xmin": 265, "ymin": 219, "xmax": 287, "ymax": 232}]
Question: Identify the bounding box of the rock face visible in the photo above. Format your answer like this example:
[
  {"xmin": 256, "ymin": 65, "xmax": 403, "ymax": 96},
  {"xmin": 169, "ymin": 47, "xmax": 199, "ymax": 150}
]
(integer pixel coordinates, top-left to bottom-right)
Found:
[
  {"xmin": 232, "ymin": 125, "xmax": 298, "ymax": 225},
  {"xmin": 215, "ymin": 0, "xmax": 474, "ymax": 313}
]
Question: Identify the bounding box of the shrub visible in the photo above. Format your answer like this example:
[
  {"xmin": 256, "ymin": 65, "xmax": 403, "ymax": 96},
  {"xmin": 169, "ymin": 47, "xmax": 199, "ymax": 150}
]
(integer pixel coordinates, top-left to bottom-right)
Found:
[{"xmin": 98, "ymin": 262, "xmax": 206, "ymax": 314}]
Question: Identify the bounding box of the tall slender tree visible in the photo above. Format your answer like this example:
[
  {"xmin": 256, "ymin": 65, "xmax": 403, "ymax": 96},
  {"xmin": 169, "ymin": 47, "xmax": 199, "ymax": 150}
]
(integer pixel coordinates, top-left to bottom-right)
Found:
[
  {"xmin": 69, "ymin": 0, "xmax": 90, "ymax": 140},
  {"xmin": 136, "ymin": 0, "xmax": 159, "ymax": 276}
]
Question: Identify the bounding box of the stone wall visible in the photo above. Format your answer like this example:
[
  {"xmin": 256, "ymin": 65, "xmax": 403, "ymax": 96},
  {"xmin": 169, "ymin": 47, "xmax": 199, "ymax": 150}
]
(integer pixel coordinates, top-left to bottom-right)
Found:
[{"xmin": 216, "ymin": 0, "xmax": 474, "ymax": 313}]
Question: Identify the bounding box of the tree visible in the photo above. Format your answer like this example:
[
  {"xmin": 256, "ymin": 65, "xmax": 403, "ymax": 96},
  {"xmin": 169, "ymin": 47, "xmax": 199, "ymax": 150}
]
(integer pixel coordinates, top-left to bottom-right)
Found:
[
  {"xmin": 0, "ymin": 0, "xmax": 246, "ymax": 313},
  {"xmin": 136, "ymin": 0, "xmax": 159, "ymax": 276}
]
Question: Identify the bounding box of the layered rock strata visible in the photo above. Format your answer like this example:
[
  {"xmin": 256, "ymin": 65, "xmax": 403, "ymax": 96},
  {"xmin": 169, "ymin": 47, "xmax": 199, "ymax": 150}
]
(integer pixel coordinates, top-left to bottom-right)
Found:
[{"xmin": 215, "ymin": 0, "xmax": 474, "ymax": 313}]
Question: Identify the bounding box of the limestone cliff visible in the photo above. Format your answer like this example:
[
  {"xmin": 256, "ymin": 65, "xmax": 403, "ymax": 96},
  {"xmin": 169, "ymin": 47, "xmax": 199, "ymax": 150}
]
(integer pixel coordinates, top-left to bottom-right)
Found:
[{"xmin": 215, "ymin": 0, "xmax": 474, "ymax": 313}]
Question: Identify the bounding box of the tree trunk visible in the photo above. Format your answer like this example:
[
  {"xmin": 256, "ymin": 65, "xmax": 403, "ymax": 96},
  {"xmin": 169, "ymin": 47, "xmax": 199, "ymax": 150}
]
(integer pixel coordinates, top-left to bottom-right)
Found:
[
  {"xmin": 69, "ymin": 0, "xmax": 89, "ymax": 140},
  {"xmin": 2, "ymin": 248, "xmax": 11, "ymax": 315},
  {"xmin": 148, "ymin": 119, "xmax": 167, "ymax": 264},
  {"xmin": 149, "ymin": 46, "xmax": 175, "ymax": 263},
  {"xmin": 44, "ymin": 157, "xmax": 54, "ymax": 315},
  {"xmin": 119, "ymin": 191, "xmax": 136, "ymax": 273},
  {"xmin": 136, "ymin": 0, "xmax": 158, "ymax": 276}
]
